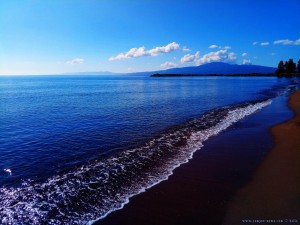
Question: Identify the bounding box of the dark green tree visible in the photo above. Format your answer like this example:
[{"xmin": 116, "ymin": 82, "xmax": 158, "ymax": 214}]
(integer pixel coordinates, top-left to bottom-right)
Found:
[
  {"xmin": 285, "ymin": 59, "xmax": 296, "ymax": 73},
  {"xmin": 297, "ymin": 60, "xmax": 300, "ymax": 73},
  {"xmin": 275, "ymin": 60, "xmax": 285, "ymax": 74}
]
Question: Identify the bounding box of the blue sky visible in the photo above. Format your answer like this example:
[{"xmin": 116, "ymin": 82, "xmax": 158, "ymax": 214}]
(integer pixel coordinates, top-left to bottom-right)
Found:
[{"xmin": 0, "ymin": 0, "xmax": 299, "ymax": 75}]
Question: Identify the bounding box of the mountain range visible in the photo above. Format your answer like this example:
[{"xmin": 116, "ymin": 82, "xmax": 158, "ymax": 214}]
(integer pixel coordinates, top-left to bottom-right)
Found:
[{"xmin": 63, "ymin": 62, "xmax": 276, "ymax": 76}]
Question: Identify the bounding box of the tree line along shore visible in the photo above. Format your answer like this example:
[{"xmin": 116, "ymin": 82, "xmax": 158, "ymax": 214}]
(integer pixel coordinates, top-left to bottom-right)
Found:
[{"xmin": 275, "ymin": 58, "xmax": 300, "ymax": 77}]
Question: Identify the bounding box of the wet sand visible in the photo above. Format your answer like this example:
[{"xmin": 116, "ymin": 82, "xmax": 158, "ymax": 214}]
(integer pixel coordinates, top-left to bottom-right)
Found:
[
  {"xmin": 225, "ymin": 90, "xmax": 300, "ymax": 224},
  {"xmin": 96, "ymin": 92, "xmax": 296, "ymax": 225}
]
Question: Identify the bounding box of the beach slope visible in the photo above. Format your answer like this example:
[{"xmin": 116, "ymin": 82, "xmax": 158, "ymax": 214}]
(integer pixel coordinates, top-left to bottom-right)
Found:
[{"xmin": 225, "ymin": 90, "xmax": 300, "ymax": 224}]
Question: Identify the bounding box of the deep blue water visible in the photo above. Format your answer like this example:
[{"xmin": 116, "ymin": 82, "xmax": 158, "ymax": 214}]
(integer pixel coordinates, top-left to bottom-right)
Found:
[{"xmin": 0, "ymin": 75, "xmax": 293, "ymax": 224}]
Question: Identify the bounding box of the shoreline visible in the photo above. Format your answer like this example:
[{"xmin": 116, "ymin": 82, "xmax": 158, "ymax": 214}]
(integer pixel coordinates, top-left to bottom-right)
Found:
[
  {"xmin": 224, "ymin": 90, "xmax": 300, "ymax": 224},
  {"xmin": 151, "ymin": 73, "xmax": 300, "ymax": 77},
  {"xmin": 96, "ymin": 89, "xmax": 295, "ymax": 224},
  {"xmin": 151, "ymin": 73, "xmax": 277, "ymax": 77}
]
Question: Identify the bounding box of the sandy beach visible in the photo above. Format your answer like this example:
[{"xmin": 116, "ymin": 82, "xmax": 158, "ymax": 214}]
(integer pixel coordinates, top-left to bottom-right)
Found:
[
  {"xmin": 225, "ymin": 90, "xmax": 300, "ymax": 224},
  {"xmin": 97, "ymin": 90, "xmax": 298, "ymax": 225}
]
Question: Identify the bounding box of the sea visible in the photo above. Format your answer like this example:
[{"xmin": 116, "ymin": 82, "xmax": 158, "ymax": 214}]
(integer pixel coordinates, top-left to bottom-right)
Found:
[{"xmin": 0, "ymin": 75, "xmax": 295, "ymax": 224}]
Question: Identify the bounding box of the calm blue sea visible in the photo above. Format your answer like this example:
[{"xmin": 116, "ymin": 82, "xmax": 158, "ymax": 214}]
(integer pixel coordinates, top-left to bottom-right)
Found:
[{"xmin": 0, "ymin": 75, "xmax": 293, "ymax": 224}]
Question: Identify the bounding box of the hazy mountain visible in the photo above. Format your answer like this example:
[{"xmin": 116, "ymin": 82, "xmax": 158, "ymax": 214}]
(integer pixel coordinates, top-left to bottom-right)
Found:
[
  {"xmin": 61, "ymin": 71, "xmax": 122, "ymax": 75},
  {"xmin": 61, "ymin": 62, "xmax": 276, "ymax": 76}
]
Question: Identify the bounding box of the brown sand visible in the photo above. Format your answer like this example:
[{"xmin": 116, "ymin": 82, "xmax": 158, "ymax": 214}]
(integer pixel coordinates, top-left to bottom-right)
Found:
[{"xmin": 225, "ymin": 90, "xmax": 300, "ymax": 224}]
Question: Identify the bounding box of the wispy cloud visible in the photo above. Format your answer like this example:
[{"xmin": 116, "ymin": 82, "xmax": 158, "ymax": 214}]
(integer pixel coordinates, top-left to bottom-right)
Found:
[
  {"xmin": 127, "ymin": 67, "xmax": 137, "ymax": 72},
  {"xmin": 209, "ymin": 44, "xmax": 218, "ymax": 49},
  {"xmin": 182, "ymin": 46, "xmax": 190, "ymax": 52},
  {"xmin": 242, "ymin": 52, "xmax": 247, "ymax": 57},
  {"xmin": 223, "ymin": 46, "xmax": 231, "ymax": 50},
  {"xmin": 253, "ymin": 38, "xmax": 300, "ymax": 46},
  {"xmin": 66, "ymin": 58, "xmax": 84, "ymax": 65},
  {"xmin": 273, "ymin": 38, "xmax": 300, "ymax": 45},
  {"xmin": 109, "ymin": 42, "xmax": 180, "ymax": 61},
  {"xmin": 260, "ymin": 42, "xmax": 269, "ymax": 46},
  {"xmin": 160, "ymin": 61, "xmax": 177, "ymax": 68},
  {"xmin": 242, "ymin": 59, "xmax": 251, "ymax": 65},
  {"xmin": 253, "ymin": 41, "xmax": 271, "ymax": 46},
  {"xmin": 180, "ymin": 49, "xmax": 236, "ymax": 66}
]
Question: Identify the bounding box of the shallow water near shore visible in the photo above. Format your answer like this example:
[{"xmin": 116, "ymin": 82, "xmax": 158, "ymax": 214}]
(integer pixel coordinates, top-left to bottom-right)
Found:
[{"xmin": 0, "ymin": 75, "xmax": 296, "ymax": 224}]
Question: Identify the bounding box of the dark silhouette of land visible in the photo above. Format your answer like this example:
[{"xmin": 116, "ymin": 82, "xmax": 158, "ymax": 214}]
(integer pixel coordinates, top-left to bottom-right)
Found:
[{"xmin": 151, "ymin": 73, "xmax": 276, "ymax": 77}]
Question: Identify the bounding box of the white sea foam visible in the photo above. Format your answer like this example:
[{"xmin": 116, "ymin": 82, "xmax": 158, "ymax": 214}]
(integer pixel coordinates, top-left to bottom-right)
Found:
[{"xmin": 3, "ymin": 169, "xmax": 12, "ymax": 176}]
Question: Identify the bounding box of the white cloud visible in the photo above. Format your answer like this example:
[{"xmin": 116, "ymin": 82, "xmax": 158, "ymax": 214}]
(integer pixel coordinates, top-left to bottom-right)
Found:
[
  {"xmin": 242, "ymin": 59, "xmax": 251, "ymax": 65},
  {"xmin": 196, "ymin": 49, "xmax": 236, "ymax": 65},
  {"xmin": 160, "ymin": 61, "xmax": 177, "ymax": 68},
  {"xmin": 180, "ymin": 51, "xmax": 200, "ymax": 63},
  {"xmin": 109, "ymin": 47, "xmax": 146, "ymax": 61},
  {"xmin": 148, "ymin": 42, "xmax": 180, "ymax": 56},
  {"xmin": 209, "ymin": 44, "xmax": 218, "ymax": 49},
  {"xmin": 66, "ymin": 58, "xmax": 84, "ymax": 65},
  {"xmin": 109, "ymin": 42, "xmax": 180, "ymax": 61},
  {"xmin": 260, "ymin": 42, "xmax": 269, "ymax": 46},
  {"xmin": 223, "ymin": 46, "xmax": 231, "ymax": 50},
  {"xmin": 181, "ymin": 49, "xmax": 236, "ymax": 66},
  {"xmin": 273, "ymin": 38, "xmax": 300, "ymax": 45},
  {"xmin": 242, "ymin": 53, "xmax": 247, "ymax": 57},
  {"xmin": 182, "ymin": 46, "xmax": 190, "ymax": 52},
  {"xmin": 252, "ymin": 42, "xmax": 258, "ymax": 45}
]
